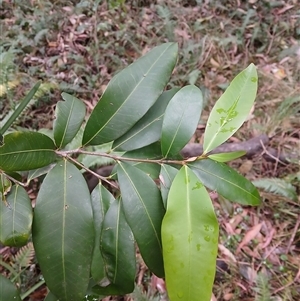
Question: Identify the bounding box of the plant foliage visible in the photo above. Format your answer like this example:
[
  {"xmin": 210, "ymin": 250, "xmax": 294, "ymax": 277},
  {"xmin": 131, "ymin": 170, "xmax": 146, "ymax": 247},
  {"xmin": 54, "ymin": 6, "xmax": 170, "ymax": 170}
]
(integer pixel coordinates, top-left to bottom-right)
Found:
[{"xmin": 0, "ymin": 43, "xmax": 260, "ymax": 301}]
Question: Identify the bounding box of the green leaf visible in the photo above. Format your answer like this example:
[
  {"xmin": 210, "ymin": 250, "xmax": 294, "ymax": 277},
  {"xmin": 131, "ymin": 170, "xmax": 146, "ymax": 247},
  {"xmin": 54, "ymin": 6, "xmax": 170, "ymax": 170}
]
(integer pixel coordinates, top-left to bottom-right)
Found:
[
  {"xmin": 189, "ymin": 159, "xmax": 261, "ymax": 206},
  {"xmin": 0, "ymin": 274, "xmax": 22, "ymax": 301},
  {"xmin": 54, "ymin": 93, "xmax": 86, "ymax": 149},
  {"xmin": 44, "ymin": 291, "xmax": 59, "ymax": 301},
  {"xmin": 208, "ymin": 150, "xmax": 246, "ymax": 162},
  {"xmin": 203, "ymin": 64, "xmax": 258, "ymax": 153},
  {"xmin": 0, "ymin": 132, "xmax": 57, "ymax": 172},
  {"xmin": 32, "ymin": 160, "xmax": 94, "ymax": 301},
  {"xmin": 122, "ymin": 142, "xmax": 162, "ymax": 179},
  {"xmin": 0, "ymin": 81, "xmax": 41, "ymax": 136},
  {"xmin": 252, "ymin": 178, "xmax": 297, "ymax": 201},
  {"xmin": 96, "ymin": 198, "xmax": 136, "ymax": 294},
  {"xmin": 27, "ymin": 164, "xmax": 56, "ymax": 183},
  {"xmin": 113, "ymin": 88, "xmax": 180, "ymax": 151},
  {"xmin": 161, "ymin": 166, "xmax": 219, "ymax": 301},
  {"xmin": 91, "ymin": 183, "xmax": 114, "ymax": 283},
  {"xmin": 0, "ymin": 174, "xmax": 11, "ymax": 197},
  {"xmin": 82, "ymin": 43, "xmax": 178, "ymax": 146},
  {"xmin": 161, "ymin": 85, "xmax": 203, "ymax": 158},
  {"xmin": 117, "ymin": 162, "xmax": 165, "ymax": 277},
  {"xmin": 159, "ymin": 164, "xmax": 179, "ymax": 208},
  {"xmin": 0, "ymin": 185, "xmax": 33, "ymax": 247}
]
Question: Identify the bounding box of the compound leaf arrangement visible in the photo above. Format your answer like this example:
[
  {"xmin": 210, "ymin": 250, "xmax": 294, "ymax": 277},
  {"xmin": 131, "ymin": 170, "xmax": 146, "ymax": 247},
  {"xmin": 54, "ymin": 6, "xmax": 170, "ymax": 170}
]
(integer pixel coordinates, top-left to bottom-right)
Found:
[{"xmin": 0, "ymin": 43, "xmax": 260, "ymax": 301}]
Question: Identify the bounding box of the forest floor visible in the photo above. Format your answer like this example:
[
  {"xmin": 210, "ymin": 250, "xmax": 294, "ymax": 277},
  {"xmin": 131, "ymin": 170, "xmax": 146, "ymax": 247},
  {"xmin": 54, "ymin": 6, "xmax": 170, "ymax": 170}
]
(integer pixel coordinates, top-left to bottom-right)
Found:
[{"xmin": 1, "ymin": 0, "xmax": 300, "ymax": 300}]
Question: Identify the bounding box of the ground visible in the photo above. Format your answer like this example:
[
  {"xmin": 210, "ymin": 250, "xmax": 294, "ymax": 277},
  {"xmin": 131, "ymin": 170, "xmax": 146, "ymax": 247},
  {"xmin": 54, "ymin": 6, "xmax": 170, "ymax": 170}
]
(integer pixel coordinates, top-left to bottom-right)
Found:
[{"xmin": 0, "ymin": 0, "xmax": 300, "ymax": 300}]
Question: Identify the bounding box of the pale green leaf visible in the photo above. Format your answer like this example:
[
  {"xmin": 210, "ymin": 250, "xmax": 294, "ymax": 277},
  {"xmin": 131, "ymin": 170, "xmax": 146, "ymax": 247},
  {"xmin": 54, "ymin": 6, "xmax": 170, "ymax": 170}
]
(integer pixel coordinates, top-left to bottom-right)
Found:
[
  {"xmin": 162, "ymin": 166, "xmax": 219, "ymax": 301},
  {"xmin": 208, "ymin": 150, "xmax": 246, "ymax": 162},
  {"xmin": 203, "ymin": 64, "xmax": 258, "ymax": 153}
]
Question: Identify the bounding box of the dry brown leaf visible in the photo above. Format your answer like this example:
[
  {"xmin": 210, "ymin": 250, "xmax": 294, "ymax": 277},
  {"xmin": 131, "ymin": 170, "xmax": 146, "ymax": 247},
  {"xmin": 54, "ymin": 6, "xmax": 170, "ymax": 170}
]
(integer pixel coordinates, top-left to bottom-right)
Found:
[{"xmin": 237, "ymin": 223, "xmax": 263, "ymax": 253}]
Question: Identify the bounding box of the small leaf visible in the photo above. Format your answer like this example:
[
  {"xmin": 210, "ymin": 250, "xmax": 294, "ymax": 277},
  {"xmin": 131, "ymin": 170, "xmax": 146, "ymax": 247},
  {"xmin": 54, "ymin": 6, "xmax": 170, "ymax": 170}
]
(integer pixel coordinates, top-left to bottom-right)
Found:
[
  {"xmin": 117, "ymin": 162, "xmax": 165, "ymax": 277},
  {"xmin": 121, "ymin": 142, "xmax": 162, "ymax": 179},
  {"xmin": 32, "ymin": 160, "xmax": 94, "ymax": 301},
  {"xmin": 208, "ymin": 150, "xmax": 246, "ymax": 162},
  {"xmin": 162, "ymin": 166, "xmax": 219, "ymax": 301},
  {"xmin": 91, "ymin": 183, "xmax": 114, "ymax": 283},
  {"xmin": 159, "ymin": 164, "xmax": 179, "ymax": 208},
  {"xmin": 203, "ymin": 64, "xmax": 258, "ymax": 153},
  {"xmin": 0, "ymin": 132, "xmax": 57, "ymax": 171},
  {"xmin": 27, "ymin": 164, "xmax": 56, "ymax": 183},
  {"xmin": 54, "ymin": 93, "xmax": 86, "ymax": 149},
  {"xmin": 113, "ymin": 88, "xmax": 180, "ymax": 151},
  {"xmin": 0, "ymin": 185, "xmax": 33, "ymax": 247},
  {"xmin": 161, "ymin": 85, "xmax": 203, "ymax": 157},
  {"xmin": 98, "ymin": 198, "xmax": 136, "ymax": 294},
  {"xmin": 252, "ymin": 178, "xmax": 297, "ymax": 201},
  {"xmin": 189, "ymin": 159, "xmax": 261, "ymax": 206},
  {"xmin": 0, "ymin": 274, "xmax": 22, "ymax": 301},
  {"xmin": 83, "ymin": 43, "xmax": 178, "ymax": 145}
]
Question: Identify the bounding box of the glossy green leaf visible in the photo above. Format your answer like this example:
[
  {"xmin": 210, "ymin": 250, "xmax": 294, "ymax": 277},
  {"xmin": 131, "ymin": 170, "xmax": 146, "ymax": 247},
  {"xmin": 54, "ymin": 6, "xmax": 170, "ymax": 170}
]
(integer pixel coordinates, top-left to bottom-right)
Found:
[
  {"xmin": 54, "ymin": 93, "xmax": 86, "ymax": 149},
  {"xmin": 0, "ymin": 185, "xmax": 32, "ymax": 247},
  {"xmin": 203, "ymin": 64, "xmax": 258, "ymax": 153},
  {"xmin": 162, "ymin": 166, "xmax": 219, "ymax": 301},
  {"xmin": 159, "ymin": 164, "xmax": 178, "ymax": 208},
  {"xmin": 0, "ymin": 132, "xmax": 57, "ymax": 172},
  {"xmin": 113, "ymin": 88, "xmax": 180, "ymax": 151},
  {"xmin": 83, "ymin": 43, "xmax": 178, "ymax": 145},
  {"xmin": 208, "ymin": 150, "xmax": 246, "ymax": 162},
  {"xmin": 91, "ymin": 183, "xmax": 114, "ymax": 283},
  {"xmin": 117, "ymin": 162, "xmax": 165, "ymax": 277},
  {"xmin": 161, "ymin": 85, "xmax": 203, "ymax": 157},
  {"xmin": 188, "ymin": 158, "xmax": 261, "ymax": 206},
  {"xmin": 0, "ymin": 274, "xmax": 22, "ymax": 301},
  {"xmin": 32, "ymin": 160, "xmax": 94, "ymax": 301},
  {"xmin": 95, "ymin": 198, "xmax": 136, "ymax": 294}
]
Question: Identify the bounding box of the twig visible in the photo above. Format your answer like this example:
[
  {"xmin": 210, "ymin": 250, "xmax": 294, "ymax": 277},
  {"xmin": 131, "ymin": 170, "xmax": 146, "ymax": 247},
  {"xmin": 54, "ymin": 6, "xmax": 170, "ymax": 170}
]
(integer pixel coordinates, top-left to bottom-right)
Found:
[
  {"xmin": 65, "ymin": 155, "xmax": 119, "ymax": 190},
  {"xmin": 259, "ymin": 140, "xmax": 287, "ymax": 166},
  {"xmin": 57, "ymin": 149, "xmax": 185, "ymax": 166},
  {"xmin": 285, "ymin": 214, "xmax": 300, "ymax": 254}
]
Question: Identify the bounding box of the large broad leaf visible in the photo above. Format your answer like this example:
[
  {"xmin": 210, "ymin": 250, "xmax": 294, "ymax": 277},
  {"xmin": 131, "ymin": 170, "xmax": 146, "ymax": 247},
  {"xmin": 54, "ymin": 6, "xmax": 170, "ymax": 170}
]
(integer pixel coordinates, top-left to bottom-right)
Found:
[
  {"xmin": 0, "ymin": 132, "xmax": 57, "ymax": 171},
  {"xmin": 159, "ymin": 164, "xmax": 179, "ymax": 208},
  {"xmin": 117, "ymin": 162, "xmax": 165, "ymax": 277},
  {"xmin": 208, "ymin": 150, "xmax": 246, "ymax": 162},
  {"xmin": 91, "ymin": 183, "xmax": 114, "ymax": 283},
  {"xmin": 53, "ymin": 92, "xmax": 86, "ymax": 149},
  {"xmin": 0, "ymin": 274, "xmax": 22, "ymax": 301},
  {"xmin": 0, "ymin": 185, "xmax": 32, "ymax": 247},
  {"xmin": 32, "ymin": 160, "xmax": 94, "ymax": 301},
  {"xmin": 112, "ymin": 88, "xmax": 180, "ymax": 151},
  {"xmin": 44, "ymin": 291, "xmax": 59, "ymax": 301},
  {"xmin": 188, "ymin": 159, "xmax": 261, "ymax": 206},
  {"xmin": 203, "ymin": 64, "xmax": 258, "ymax": 153},
  {"xmin": 161, "ymin": 85, "xmax": 203, "ymax": 158},
  {"xmin": 82, "ymin": 43, "xmax": 178, "ymax": 146},
  {"xmin": 161, "ymin": 165, "xmax": 219, "ymax": 301},
  {"xmin": 94, "ymin": 198, "xmax": 136, "ymax": 294}
]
